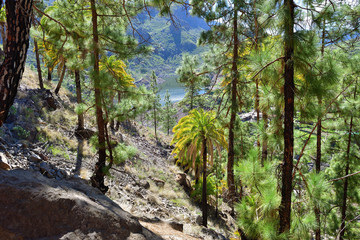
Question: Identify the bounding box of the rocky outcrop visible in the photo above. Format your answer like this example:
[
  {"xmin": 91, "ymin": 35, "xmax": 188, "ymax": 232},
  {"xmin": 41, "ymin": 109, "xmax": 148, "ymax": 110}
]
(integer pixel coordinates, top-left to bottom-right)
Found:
[{"xmin": 0, "ymin": 169, "xmax": 162, "ymax": 240}]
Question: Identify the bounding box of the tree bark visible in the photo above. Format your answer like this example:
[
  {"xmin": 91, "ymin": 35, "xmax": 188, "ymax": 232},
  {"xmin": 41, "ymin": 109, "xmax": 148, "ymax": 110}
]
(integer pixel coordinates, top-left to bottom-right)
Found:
[
  {"xmin": 75, "ymin": 70, "xmax": 84, "ymax": 130},
  {"xmin": 54, "ymin": 64, "xmax": 66, "ymax": 95},
  {"xmin": 227, "ymin": 7, "xmax": 239, "ymax": 215},
  {"xmin": 202, "ymin": 137, "xmax": 208, "ymax": 227},
  {"xmin": 261, "ymin": 110, "xmax": 268, "ymax": 165},
  {"xmin": 34, "ymin": 39, "xmax": 43, "ymax": 89},
  {"xmin": 315, "ymin": 18, "xmax": 326, "ymax": 240},
  {"xmin": 154, "ymin": 99, "xmax": 157, "ymax": 140},
  {"xmin": 339, "ymin": 81, "xmax": 357, "ymax": 240},
  {"xmin": 0, "ymin": 0, "xmax": 33, "ymax": 126},
  {"xmin": 90, "ymin": 0, "xmax": 108, "ymax": 194},
  {"xmin": 279, "ymin": 0, "xmax": 295, "ymax": 234},
  {"xmin": 47, "ymin": 67, "xmax": 52, "ymax": 81}
]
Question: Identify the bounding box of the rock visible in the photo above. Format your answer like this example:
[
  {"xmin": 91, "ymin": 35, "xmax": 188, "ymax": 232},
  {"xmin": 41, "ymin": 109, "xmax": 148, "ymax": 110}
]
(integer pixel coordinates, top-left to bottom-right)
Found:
[
  {"xmin": 195, "ymin": 215, "xmax": 202, "ymax": 225},
  {"xmin": 75, "ymin": 128, "xmax": 95, "ymax": 140},
  {"xmin": 28, "ymin": 153, "xmax": 42, "ymax": 163},
  {"xmin": 39, "ymin": 161, "xmax": 51, "ymax": 174},
  {"xmin": 0, "ymin": 169, "xmax": 159, "ymax": 240},
  {"xmin": 44, "ymin": 90, "xmax": 58, "ymax": 110},
  {"xmin": 0, "ymin": 152, "xmax": 10, "ymax": 170},
  {"xmin": 175, "ymin": 173, "xmax": 192, "ymax": 195},
  {"xmin": 201, "ymin": 228, "xmax": 227, "ymax": 240},
  {"xmin": 139, "ymin": 180, "xmax": 150, "ymax": 189},
  {"xmin": 167, "ymin": 221, "xmax": 183, "ymax": 232},
  {"xmin": 126, "ymin": 233, "xmax": 147, "ymax": 240},
  {"xmin": 151, "ymin": 177, "xmax": 165, "ymax": 188}
]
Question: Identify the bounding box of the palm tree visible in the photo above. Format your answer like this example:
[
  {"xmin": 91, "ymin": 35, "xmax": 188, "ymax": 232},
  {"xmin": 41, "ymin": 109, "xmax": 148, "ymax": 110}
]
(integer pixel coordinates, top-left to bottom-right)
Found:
[{"xmin": 171, "ymin": 109, "xmax": 227, "ymax": 227}]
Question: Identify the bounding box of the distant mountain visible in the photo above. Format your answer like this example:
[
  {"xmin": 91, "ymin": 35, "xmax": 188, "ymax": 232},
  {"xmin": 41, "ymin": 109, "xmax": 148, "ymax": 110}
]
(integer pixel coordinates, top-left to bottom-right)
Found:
[{"xmin": 128, "ymin": 6, "xmax": 209, "ymax": 86}]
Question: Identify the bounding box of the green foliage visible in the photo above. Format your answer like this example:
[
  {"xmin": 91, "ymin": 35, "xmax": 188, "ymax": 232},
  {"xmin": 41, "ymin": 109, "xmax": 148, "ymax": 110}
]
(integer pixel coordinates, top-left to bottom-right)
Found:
[
  {"xmin": 235, "ymin": 148, "xmax": 282, "ymax": 239},
  {"xmin": 191, "ymin": 174, "xmax": 216, "ymax": 202},
  {"xmin": 12, "ymin": 126, "xmax": 30, "ymax": 139},
  {"xmin": 176, "ymin": 54, "xmax": 209, "ymax": 111},
  {"xmin": 160, "ymin": 89, "xmax": 177, "ymax": 135},
  {"xmin": 113, "ymin": 143, "xmax": 138, "ymax": 165},
  {"xmin": 171, "ymin": 108, "xmax": 227, "ymax": 173}
]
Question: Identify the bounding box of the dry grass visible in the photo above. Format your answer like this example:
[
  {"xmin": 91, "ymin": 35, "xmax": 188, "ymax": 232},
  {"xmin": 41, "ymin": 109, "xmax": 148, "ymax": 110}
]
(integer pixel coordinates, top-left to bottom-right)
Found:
[{"xmin": 21, "ymin": 67, "xmax": 39, "ymax": 89}]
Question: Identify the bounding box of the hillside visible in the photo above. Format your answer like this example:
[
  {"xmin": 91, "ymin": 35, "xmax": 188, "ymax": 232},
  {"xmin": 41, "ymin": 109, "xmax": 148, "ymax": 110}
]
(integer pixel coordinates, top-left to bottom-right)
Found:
[
  {"xmin": 0, "ymin": 68, "xmax": 236, "ymax": 239},
  {"xmin": 128, "ymin": 6, "xmax": 209, "ymax": 86}
]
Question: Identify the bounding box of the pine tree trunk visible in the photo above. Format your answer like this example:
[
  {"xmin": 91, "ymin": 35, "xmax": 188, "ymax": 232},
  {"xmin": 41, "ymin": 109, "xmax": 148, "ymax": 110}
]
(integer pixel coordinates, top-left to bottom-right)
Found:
[
  {"xmin": 255, "ymin": 79, "xmax": 260, "ymax": 146},
  {"xmin": 227, "ymin": 8, "xmax": 239, "ymax": 215},
  {"xmin": 190, "ymin": 82, "xmax": 194, "ymax": 110},
  {"xmin": 261, "ymin": 110, "xmax": 268, "ymax": 165},
  {"xmin": 339, "ymin": 116, "xmax": 353, "ymax": 240},
  {"xmin": 339, "ymin": 82, "xmax": 357, "ymax": 239},
  {"xmin": 0, "ymin": 0, "xmax": 33, "ymax": 126},
  {"xmin": 34, "ymin": 39, "xmax": 44, "ymax": 89},
  {"xmin": 90, "ymin": 0, "xmax": 108, "ymax": 194},
  {"xmin": 315, "ymin": 19, "xmax": 326, "ymax": 240},
  {"xmin": 54, "ymin": 64, "xmax": 66, "ymax": 95},
  {"xmin": 202, "ymin": 137, "xmax": 208, "ymax": 227},
  {"xmin": 75, "ymin": 70, "xmax": 84, "ymax": 130},
  {"xmin": 115, "ymin": 92, "xmax": 121, "ymax": 131},
  {"xmin": 47, "ymin": 67, "xmax": 52, "ymax": 81},
  {"xmin": 154, "ymin": 101, "xmax": 157, "ymax": 140},
  {"xmin": 279, "ymin": 0, "xmax": 295, "ymax": 233}
]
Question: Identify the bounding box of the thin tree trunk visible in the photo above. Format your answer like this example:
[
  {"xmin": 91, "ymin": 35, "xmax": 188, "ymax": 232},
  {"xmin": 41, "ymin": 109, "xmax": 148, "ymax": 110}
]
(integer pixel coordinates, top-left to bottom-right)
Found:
[
  {"xmin": 339, "ymin": 81, "xmax": 357, "ymax": 240},
  {"xmin": 0, "ymin": 0, "xmax": 33, "ymax": 126},
  {"xmin": 227, "ymin": 7, "xmax": 239, "ymax": 215},
  {"xmin": 90, "ymin": 0, "xmax": 108, "ymax": 194},
  {"xmin": 115, "ymin": 92, "xmax": 121, "ymax": 131},
  {"xmin": 47, "ymin": 67, "xmax": 52, "ymax": 81},
  {"xmin": 154, "ymin": 100, "xmax": 157, "ymax": 140},
  {"xmin": 261, "ymin": 110, "xmax": 268, "ymax": 165},
  {"xmin": 54, "ymin": 64, "xmax": 66, "ymax": 95},
  {"xmin": 202, "ymin": 137, "xmax": 208, "ymax": 227},
  {"xmin": 190, "ymin": 81, "xmax": 194, "ymax": 110},
  {"xmin": 315, "ymin": 18, "xmax": 326, "ymax": 240},
  {"xmin": 34, "ymin": 39, "xmax": 43, "ymax": 89},
  {"xmin": 75, "ymin": 70, "xmax": 84, "ymax": 130},
  {"xmin": 279, "ymin": 0, "xmax": 295, "ymax": 233}
]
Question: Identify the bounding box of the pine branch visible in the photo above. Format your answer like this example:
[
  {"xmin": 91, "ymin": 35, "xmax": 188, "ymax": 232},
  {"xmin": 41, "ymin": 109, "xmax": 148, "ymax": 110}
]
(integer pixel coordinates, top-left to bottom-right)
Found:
[
  {"xmin": 330, "ymin": 171, "xmax": 360, "ymax": 182},
  {"xmin": 292, "ymin": 78, "xmax": 357, "ymax": 180},
  {"xmin": 250, "ymin": 57, "xmax": 284, "ymax": 80}
]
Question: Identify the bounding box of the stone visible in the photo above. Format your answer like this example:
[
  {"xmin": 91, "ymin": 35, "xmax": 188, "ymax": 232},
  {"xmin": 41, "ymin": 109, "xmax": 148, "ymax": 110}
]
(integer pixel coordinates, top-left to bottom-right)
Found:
[
  {"xmin": 39, "ymin": 161, "xmax": 51, "ymax": 174},
  {"xmin": 0, "ymin": 169, "xmax": 160, "ymax": 240},
  {"xmin": 151, "ymin": 178, "xmax": 165, "ymax": 188},
  {"xmin": 195, "ymin": 215, "xmax": 202, "ymax": 225},
  {"xmin": 0, "ymin": 152, "xmax": 10, "ymax": 170},
  {"xmin": 175, "ymin": 173, "xmax": 192, "ymax": 195},
  {"xmin": 139, "ymin": 180, "xmax": 150, "ymax": 189},
  {"xmin": 167, "ymin": 221, "xmax": 183, "ymax": 232},
  {"xmin": 28, "ymin": 153, "xmax": 42, "ymax": 163}
]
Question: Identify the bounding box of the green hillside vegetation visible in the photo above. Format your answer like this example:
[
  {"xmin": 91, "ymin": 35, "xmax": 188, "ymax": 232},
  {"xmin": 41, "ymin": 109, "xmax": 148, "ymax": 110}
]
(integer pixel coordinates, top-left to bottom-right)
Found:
[{"xmin": 128, "ymin": 6, "xmax": 209, "ymax": 84}]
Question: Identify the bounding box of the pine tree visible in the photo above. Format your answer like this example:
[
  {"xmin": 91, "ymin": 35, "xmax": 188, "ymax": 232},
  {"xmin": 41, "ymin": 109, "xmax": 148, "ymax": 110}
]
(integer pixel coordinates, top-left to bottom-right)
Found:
[
  {"xmin": 0, "ymin": 0, "xmax": 33, "ymax": 126},
  {"xmin": 161, "ymin": 89, "xmax": 177, "ymax": 135},
  {"xmin": 176, "ymin": 54, "xmax": 207, "ymax": 111},
  {"xmin": 149, "ymin": 71, "xmax": 161, "ymax": 140}
]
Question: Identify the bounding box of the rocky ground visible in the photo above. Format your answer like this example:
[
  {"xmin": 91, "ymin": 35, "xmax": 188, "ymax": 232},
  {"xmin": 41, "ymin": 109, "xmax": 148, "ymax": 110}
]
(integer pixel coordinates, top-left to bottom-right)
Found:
[{"xmin": 0, "ymin": 68, "xmax": 237, "ymax": 240}]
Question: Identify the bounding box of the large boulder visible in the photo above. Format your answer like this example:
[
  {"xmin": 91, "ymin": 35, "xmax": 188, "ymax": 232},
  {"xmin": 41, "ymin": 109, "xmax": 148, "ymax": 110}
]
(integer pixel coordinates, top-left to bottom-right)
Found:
[
  {"xmin": 175, "ymin": 173, "xmax": 192, "ymax": 195},
  {"xmin": 0, "ymin": 169, "xmax": 162, "ymax": 240}
]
